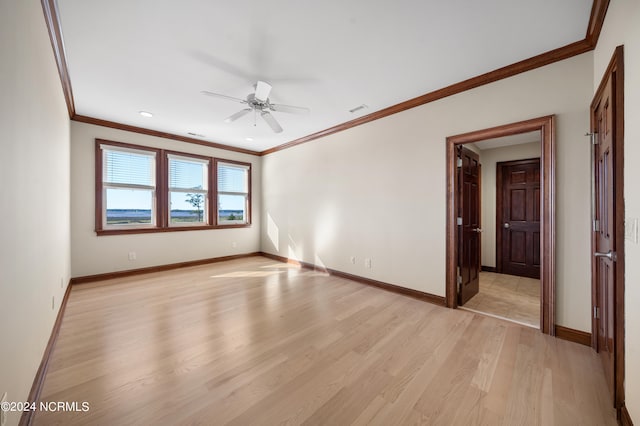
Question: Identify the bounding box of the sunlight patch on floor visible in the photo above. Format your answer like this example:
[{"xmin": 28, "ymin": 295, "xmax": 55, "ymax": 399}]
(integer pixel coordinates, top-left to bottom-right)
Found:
[
  {"xmin": 261, "ymin": 262, "xmax": 300, "ymax": 269},
  {"xmin": 210, "ymin": 270, "xmax": 287, "ymax": 278}
]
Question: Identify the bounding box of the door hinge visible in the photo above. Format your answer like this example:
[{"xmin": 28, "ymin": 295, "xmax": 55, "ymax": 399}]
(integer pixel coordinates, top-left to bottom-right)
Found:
[
  {"xmin": 457, "ymin": 217, "xmax": 463, "ymax": 226},
  {"xmin": 594, "ymin": 306, "xmax": 600, "ymax": 319},
  {"xmin": 457, "ymin": 158, "xmax": 463, "ymax": 167},
  {"xmin": 585, "ymin": 132, "xmax": 599, "ymax": 145},
  {"xmin": 593, "ymin": 219, "xmax": 600, "ymax": 232}
]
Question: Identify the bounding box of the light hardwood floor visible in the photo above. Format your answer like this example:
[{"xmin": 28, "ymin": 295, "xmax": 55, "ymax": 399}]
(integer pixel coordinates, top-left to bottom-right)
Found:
[
  {"xmin": 33, "ymin": 256, "xmax": 616, "ymax": 425},
  {"xmin": 461, "ymin": 272, "xmax": 540, "ymax": 328}
]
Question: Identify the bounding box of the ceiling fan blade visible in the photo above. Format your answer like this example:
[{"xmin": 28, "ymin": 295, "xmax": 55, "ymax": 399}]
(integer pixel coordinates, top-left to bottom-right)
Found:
[
  {"xmin": 201, "ymin": 90, "xmax": 247, "ymax": 104},
  {"xmin": 224, "ymin": 108, "xmax": 252, "ymax": 123},
  {"xmin": 254, "ymin": 81, "xmax": 272, "ymax": 102},
  {"xmin": 261, "ymin": 111, "xmax": 283, "ymax": 133},
  {"xmin": 270, "ymin": 104, "xmax": 310, "ymax": 114}
]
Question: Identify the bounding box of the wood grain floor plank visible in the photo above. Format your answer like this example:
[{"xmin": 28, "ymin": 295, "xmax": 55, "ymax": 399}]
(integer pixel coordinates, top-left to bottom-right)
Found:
[
  {"xmin": 33, "ymin": 257, "xmax": 616, "ymax": 425},
  {"xmin": 463, "ymin": 272, "xmax": 540, "ymax": 327}
]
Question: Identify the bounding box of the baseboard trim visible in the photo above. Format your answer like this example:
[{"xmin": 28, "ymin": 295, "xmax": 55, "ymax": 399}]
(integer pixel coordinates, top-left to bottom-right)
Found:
[
  {"xmin": 554, "ymin": 325, "xmax": 591, "ymax": 346},
  {"xmin": 620, "ymin": 403, "xmax": 634, "ymax": 426},
  {"xmin": 260, "ymin": 252, "xmax": 319, "ymax": 271},
  {"xmin": 329, "ymin": 269, "xmax": 446, "ymax": 306},
  {"xmin": 70, "ymin": 252, "xmax": 262, "ymax": 285},
  {"xmin": 260, "ymin": 252, "xmax": 446, "ymax": 306},
  {"xmin": 481, "ymin": 265, "xmax": 497, "ymax": 272},
  {"xmin": 19, "ymin": 282, "xmax": 72, "ymax": 426}
]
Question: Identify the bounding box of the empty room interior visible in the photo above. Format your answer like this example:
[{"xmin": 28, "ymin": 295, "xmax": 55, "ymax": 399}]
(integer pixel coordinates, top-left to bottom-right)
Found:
[{"xmin": 1, "ymin": 1, "xmax": 639, "ymax": 425}]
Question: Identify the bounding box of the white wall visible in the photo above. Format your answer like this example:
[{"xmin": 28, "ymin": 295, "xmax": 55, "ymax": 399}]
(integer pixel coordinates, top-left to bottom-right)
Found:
[
  {"xmin": 477, "ymin": 141, "xmax": 541, "ymax": 267},
  {"xmin": 0, "ymin": 1, "xmax": 71, "ymax": 425},
  {"xmin": 70, "ymin": 122, "xmax": 261, "ymax": 277},
  {"xmin": 262, "ymin": 52, "xmax": 593, "ymax": 332},
  {"xmin": 593, "ymin": 0, "xmax": 640, "ymax": 420}
]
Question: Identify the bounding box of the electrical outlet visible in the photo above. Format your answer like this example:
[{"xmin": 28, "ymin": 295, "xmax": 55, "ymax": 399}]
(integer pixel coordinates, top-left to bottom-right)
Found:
[
  {"xmin": 232, "ymin": 242, "xmax": 237, "ymax": 248},
  {"xmin": 128, "ymin": 252, "xmax": 137, "ymax": 261},
  {"xmin": 364, "ymin": 258, "xmax": 372, "ymax": 269},
  {"xmin": 1, "ymin": 392, "xmax": 7, "ymax": 426},
  {"xmin": 52, "ymin": 296, "xmax": 55, "ymax": 310},
  {"xmin": 60, "ymin": 277, "xmax": 64, "ymax": 288},
  {"xmin": 350, "ymin": 256, "xmax": 356, "ymax": 264}
]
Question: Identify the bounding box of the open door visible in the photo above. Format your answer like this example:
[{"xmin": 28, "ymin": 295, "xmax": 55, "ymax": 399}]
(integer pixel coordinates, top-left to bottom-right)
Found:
[
  {"xmin": 457, "ymin": 146, "xmax": 481, "ymax": 305},
  {"xmin": 591, "ymin": 45, "xmax": 625, "ymax": 411}
]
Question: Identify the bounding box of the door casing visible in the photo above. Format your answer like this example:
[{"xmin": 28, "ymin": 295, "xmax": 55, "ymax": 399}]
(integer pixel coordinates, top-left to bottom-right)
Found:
[{"xmin": 446, "ymin": 115, "xmax": 555, "ymax": 334}]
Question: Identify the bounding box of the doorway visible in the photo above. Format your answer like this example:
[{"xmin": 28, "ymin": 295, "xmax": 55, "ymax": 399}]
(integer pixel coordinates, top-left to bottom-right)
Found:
[
  {"xmin": 456, "ymin": 139, "xmax": 542, "ymax": 327},
  {"xmin": 446, "ymin": 116, "xmax": 555, "ymax": 335}
]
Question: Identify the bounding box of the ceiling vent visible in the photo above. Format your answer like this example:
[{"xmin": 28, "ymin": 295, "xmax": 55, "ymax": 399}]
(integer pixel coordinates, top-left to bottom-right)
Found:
[{"xmin": 349, "ymin": 104, "xmax": 368, "ymax": 114}]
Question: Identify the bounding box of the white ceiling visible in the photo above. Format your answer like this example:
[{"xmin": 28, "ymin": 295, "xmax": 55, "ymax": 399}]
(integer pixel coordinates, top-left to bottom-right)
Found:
[
  {"xmin": 471, "ymin": 131, "xmax": 541, "ymax": 151},
  {"xmin": 57, "ymin": 0, "xmax": 592, "ymax": 152}
]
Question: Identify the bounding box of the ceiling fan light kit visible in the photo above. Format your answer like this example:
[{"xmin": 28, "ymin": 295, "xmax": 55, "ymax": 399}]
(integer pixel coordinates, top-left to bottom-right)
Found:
[
  {"xmin": 254, "ymin": 80, "xmax": 272, "ymax": 102},
  {"xmin": 202, "ymin": 80, "xmax": 310, "ymax": 135}
]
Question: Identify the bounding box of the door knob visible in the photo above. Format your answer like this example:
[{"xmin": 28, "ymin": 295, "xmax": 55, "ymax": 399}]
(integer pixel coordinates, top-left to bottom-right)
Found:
[
  {"xmin": 473, "ymin": 228, "xmax": 483, "ymax": 233},
  {"xmin": 503, "ymin": 223, "xmax": 510, "ymax": 229},
  {"xmin": 594, "ymin": 250, "xmax": 616, "ymax": 261}
]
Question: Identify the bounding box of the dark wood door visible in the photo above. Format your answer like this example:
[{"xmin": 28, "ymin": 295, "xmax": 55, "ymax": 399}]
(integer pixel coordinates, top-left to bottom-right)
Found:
[
  {"xmin": 593, "ymin": 75, "xmax": 616, "ymax": 401},
  {"xmin": 497, "ymin": 159, "xmax": 540, "ymax": 279},
  {"xmin": 457, "ymin": 146, "xmax": 481, "ymax": 305}
]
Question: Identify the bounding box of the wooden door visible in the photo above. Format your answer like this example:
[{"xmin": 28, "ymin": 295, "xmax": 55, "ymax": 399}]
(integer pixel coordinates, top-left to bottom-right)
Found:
[
  {"xmin": 593, "ymin": 75, "xmax": 616, "ymax": 401},
  {"xmin": 457, "ymin": 146, "xmax": 481, "ymax": 305},
  {"xmin": 590, "ymin": 46, "xmax": 625, "ymax": 412},
  {"xmin": 497, "ymin": 159, "xmax": 541, "ymax": 279}
]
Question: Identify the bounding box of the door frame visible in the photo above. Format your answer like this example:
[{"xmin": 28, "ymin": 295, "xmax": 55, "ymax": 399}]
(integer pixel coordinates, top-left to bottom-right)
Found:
[
  {"xmin": 590, "ymin": 45, "xmax": 625, "ymax": 411},
  {"xmin": 496, "ymin": 157, "xmax": 541, "ymax": 277},
  {"xmin": 446, "ymin": 115, "xmax": 556, "ymax": 334}
]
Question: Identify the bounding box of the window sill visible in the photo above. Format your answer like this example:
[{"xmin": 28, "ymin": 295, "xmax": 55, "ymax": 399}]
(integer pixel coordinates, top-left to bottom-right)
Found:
[{"xmin": 96, "ymin": 224, "xmax": 252, "ymax": 236}]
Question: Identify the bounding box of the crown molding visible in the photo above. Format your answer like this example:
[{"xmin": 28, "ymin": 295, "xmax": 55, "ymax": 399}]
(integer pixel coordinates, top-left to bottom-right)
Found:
[
  {"xmin": 41, "ymin": 0, "xmax": 75, "ymax": 117},
  {"xmin": 261, "ymin": 0, "xmax": 610, "ymax": 156},
  {"xmin": 586, "ymin": 0, "xmax": 610, "ymax": 46},
  {"xmin": 72, "ymin": 115, "xmax": 261, "ymax": 156},
  {"xmin": 260, "ymin": 39, "xmax": 591, "ymax": 156},
  {"xmin": 41, "ymin": 0, "xmax": 609, "ymax": 157}
]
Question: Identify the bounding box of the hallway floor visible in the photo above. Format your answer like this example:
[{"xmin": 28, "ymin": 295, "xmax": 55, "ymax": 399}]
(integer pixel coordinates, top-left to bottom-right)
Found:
[{"xmin": 461, "ymin": 271, "xmax": 540, "ymax": 328}]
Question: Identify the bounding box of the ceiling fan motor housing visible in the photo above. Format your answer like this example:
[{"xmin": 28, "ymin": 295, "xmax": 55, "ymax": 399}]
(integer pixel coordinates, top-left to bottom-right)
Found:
[{"xmin": 246, "ymin": 94, "xmax": 275, "ymax": 112}]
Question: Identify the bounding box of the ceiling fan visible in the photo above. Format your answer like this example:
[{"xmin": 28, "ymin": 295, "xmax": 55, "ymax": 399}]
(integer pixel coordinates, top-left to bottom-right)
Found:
[{"xmin": 201, "ymin": 81, "xmax": 310, "ymax": 133}]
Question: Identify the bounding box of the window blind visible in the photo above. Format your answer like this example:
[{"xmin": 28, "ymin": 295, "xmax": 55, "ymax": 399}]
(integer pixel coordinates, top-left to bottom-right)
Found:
[
  {"xmin": 169, "ymin": 157, "xmax": 208, "ymax": 190},
  {"xmin": 103, "ymin": 149, "xmax": 155, "ymax": 186},
  {"xmin": 217, "ymin": 163, "xmax": 248, "ymax": 193}
]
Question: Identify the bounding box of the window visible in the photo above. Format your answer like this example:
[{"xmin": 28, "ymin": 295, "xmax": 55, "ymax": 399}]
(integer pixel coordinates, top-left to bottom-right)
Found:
[
  {"xmin": 168, "ymin": 155, "xmax": 209, "ymax": 226},
  {"xmin": 100, "ymin": 144, "xmax": 158, "ymax": 229},
  {"xmin": 216, "ymin": 161, "xmax": 250, "ymax": 225},
  {"xmin": 95, "ymin": 139, "xmax": 251, "ymax": 235}
]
